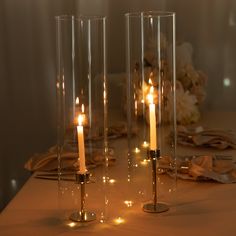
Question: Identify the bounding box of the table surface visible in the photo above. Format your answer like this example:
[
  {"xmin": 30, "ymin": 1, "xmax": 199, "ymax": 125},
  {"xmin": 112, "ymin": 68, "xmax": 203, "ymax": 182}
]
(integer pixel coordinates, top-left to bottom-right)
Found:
[{"xmin": 1, "ymin": 111, "xmax": 236, "ymax": 236}]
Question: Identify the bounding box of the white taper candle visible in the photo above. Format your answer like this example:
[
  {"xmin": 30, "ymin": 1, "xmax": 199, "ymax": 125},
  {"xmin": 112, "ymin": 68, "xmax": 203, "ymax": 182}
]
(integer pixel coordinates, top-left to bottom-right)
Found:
[{"xmin": 77, "ymin": 115, "xmax": 86, "ymax": 173}]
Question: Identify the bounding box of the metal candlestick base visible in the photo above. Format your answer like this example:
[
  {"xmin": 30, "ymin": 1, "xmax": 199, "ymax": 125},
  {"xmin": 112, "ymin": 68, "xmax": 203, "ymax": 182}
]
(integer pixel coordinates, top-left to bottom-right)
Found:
[
  {"xmin": 143, "ymin": 149, "xmax": 169, "ymax": 214},
  {"xmin": 143, "ymin": 202, "xmax": 169, "ymax": 213},
  {"xmin": 69, "ymin": 171, "xmax": 96, "ymax": 223}
]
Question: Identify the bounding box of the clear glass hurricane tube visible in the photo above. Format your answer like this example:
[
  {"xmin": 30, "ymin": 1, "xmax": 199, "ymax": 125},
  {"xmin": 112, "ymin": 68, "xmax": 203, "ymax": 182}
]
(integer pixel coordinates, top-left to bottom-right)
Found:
[
  {"xmin": 125, "ymin": 11, "xmax": 177, "ymax": 209},
  {"xmin": 55, "ymin": 15, "xmax": 107, "ymax": 222}
]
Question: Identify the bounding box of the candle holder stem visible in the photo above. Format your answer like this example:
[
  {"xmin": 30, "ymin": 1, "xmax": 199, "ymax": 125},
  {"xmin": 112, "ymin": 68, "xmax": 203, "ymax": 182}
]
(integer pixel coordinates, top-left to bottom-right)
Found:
[
  {"xmin": 143, "ymin": 149, "xmax": 169, "ymax": 213},
  {"xmin": 69, "ymin": 172, "xmax": 96, "ymax": 222},
  {"xmin": 152, "ymin": 154, "xmax": 157, "ymax": 207},
  {"xmin": 80, "ymin": 180, "xmax": 86, "ymax": 220}
]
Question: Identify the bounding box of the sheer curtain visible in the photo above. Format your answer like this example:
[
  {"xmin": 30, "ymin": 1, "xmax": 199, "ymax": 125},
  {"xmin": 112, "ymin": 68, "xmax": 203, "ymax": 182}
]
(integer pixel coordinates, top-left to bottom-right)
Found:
[{"xmin": 0, "ymin": 0, "xmax": 76, "ymax": 210}]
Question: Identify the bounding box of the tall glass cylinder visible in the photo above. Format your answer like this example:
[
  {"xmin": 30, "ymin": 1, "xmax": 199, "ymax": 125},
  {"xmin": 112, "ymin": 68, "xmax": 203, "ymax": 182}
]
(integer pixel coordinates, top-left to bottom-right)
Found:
[
  {"xmin": 126, "ymin": 11, "xmax": 176, "ymax": 211},
  {"xmin": 56, "ymin": 15, "xmax": 107, "ymax": 223}
]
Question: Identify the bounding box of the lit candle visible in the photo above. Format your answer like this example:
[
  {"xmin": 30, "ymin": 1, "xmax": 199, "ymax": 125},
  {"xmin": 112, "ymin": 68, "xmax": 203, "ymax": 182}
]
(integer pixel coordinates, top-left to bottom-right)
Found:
[
  {"xmin": 77, "ymin": 115, "xmax": 86, "ymax": 173},
  {"xmin": 148, "ymin": 91, "xmax": 157, "ymax": 150}
]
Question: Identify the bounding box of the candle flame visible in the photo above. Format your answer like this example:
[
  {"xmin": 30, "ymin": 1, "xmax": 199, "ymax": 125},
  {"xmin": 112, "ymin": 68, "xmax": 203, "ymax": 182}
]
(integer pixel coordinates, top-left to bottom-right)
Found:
[
  {"xmin": 77, "ymin": 114, "xmax": 83, "ymax": 126},
  {"xmin": 76, "ymin": 97, "xmax": 79, "ymax": 104}
]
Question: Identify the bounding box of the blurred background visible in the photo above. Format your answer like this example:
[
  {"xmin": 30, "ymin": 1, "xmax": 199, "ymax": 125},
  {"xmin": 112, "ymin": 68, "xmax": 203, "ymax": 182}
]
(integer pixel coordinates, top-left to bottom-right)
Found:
[{"xmin": 0, "ymin": 0, "xmax": 236, "ymax": 211}]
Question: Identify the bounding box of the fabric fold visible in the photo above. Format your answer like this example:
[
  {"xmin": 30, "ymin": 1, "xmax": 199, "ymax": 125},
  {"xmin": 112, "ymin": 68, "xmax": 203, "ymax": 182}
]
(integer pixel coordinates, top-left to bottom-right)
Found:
[
  {"xmin": 177, "ymin": 126, "xmax": 236, "ymax": 149},
  {"xmin": 159, "ymin": 155, "xmax": 236, "ymax": 183}
]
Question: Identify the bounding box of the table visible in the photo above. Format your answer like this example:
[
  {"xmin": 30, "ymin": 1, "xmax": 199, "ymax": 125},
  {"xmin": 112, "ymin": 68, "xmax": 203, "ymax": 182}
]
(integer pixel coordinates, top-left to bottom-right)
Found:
[{"xmin": 1, "ymin": 112, "xmax": 236, "ymax": 236}]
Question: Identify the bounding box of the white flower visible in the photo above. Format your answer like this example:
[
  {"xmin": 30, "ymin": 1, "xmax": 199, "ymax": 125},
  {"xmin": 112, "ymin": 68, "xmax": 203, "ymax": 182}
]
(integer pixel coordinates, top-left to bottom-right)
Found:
[
  {"xmin": 164, "ymin": 81, "xmax": 200, "ymax": 124},
  {"xmin": 174, "ymin": 84, "xmax": 200, "ymax": 125}
]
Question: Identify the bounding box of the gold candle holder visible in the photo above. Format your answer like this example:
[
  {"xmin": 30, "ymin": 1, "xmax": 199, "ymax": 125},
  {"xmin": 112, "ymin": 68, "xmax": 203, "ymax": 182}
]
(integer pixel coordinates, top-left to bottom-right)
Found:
[
  {"xmin": 69, "ymin": 171, "xmax": 96, "ymax": 222},
  {"xmin": 143, "ymin": 149, "xmax": 169, "ymax": 213}
]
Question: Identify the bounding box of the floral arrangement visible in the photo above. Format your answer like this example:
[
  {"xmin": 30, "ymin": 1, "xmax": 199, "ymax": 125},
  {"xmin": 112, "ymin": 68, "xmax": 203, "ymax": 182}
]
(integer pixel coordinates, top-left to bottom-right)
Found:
[
  {"xmin": 132, "ymin": 41, "xmax": 207, "ymax": 125},
  {"xmin": 173, "ymin": 71, "xmax": 207, "ymax": 125}
]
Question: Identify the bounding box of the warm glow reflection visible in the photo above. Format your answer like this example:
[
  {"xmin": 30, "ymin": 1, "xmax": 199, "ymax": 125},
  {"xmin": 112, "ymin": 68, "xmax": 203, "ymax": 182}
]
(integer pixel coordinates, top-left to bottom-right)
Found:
[
  {"xmin": 124, "ymin": 200, "xmax": 133, "ymax": 207},
  {"xmin": 113, "ymin": 217, "xmax": 125, "ymax": 225},
  {"xmin": 67, "ymin": 222, "xmax": 76, "ymax": 228},
  {"xmin": 103, "ymin": 90, "xmax": 107, "ymax": 100},
  {"xmin": 140, "ymin": 159, "xmax": 150, "ymax": 166},
  {"xmin": 100, "ymin": 212, "xmax": 105, "ymax": 223},
  {"xmin": 149, "ymin": 17, "xmax": 153, "ymax": 26},
  {"xmin": 77, "ymin": 114, "xmax": 83, "ymax": 126},
  {"xmin": 135, "ymin": 100, "xmax": 138, "ymax": 115},
  {"xmin": 223, "ymin": 77, "xmax": 231, "ymax": 87},
  {"xmin": 134, "ymin": 147, "xmax": 140, "ymax": 153},
  {"xmin": 109, "ymin": 179, "xmax": 116, "ymax": 184},
  {"xmin": 148, "ymin": 78, "xmax": 153, "ymax": 85},
  {"xmin": 81, "ymin": 104, "xmax": 85, "ymax": 113},
  {"xmin": 142, "ymin": 141, "xmax": 149, "ymax": 148},
  {"xmin": 102, "ymin": 176, "xmax": 116, "ymax": 185},
  {"xmin": 76, "ymin": 97, "xmax": 79, "ymax": 104},
  {"xmin": 11, "ymin": 179, "xmax": 17, "ymax": 190}
]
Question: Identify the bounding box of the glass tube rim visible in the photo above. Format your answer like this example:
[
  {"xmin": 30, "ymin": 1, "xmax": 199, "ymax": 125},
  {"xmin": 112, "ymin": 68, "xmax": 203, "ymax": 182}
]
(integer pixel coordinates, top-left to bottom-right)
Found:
[
  {"xmin": 125, "ymin": 11, "xmax": 175, "ymax": 18},
  {"xmin": 55, "ymin": 14, "xmax": 106, "ymax": 22}
]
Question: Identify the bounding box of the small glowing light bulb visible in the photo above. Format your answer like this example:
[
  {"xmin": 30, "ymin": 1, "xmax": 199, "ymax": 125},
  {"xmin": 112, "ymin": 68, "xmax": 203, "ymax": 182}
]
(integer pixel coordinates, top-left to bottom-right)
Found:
[
  {"xmin": 109, "ymin": 179, "xmax": 116, "ymax": 184},
  {"xmin": 142, "ymin": 141, "xmax": 149, "ymax": 148},
  {"xmin": 140, "ymin": 159, "xmax": 150, "ymax": 166},
  {"xmin": 67, "ymin": 222, "xmax": 76, "ymax": 228},
  {"xmin": 134, "ymin": 147, "xmax": 140, "ymax": 153},
  {"xmin": 114, "ymin": 217, "xmax": 125, "ymax": 225},
  {"xmin": 124, "ymin": 200, "xmax": 133, "ymax": 207}
]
